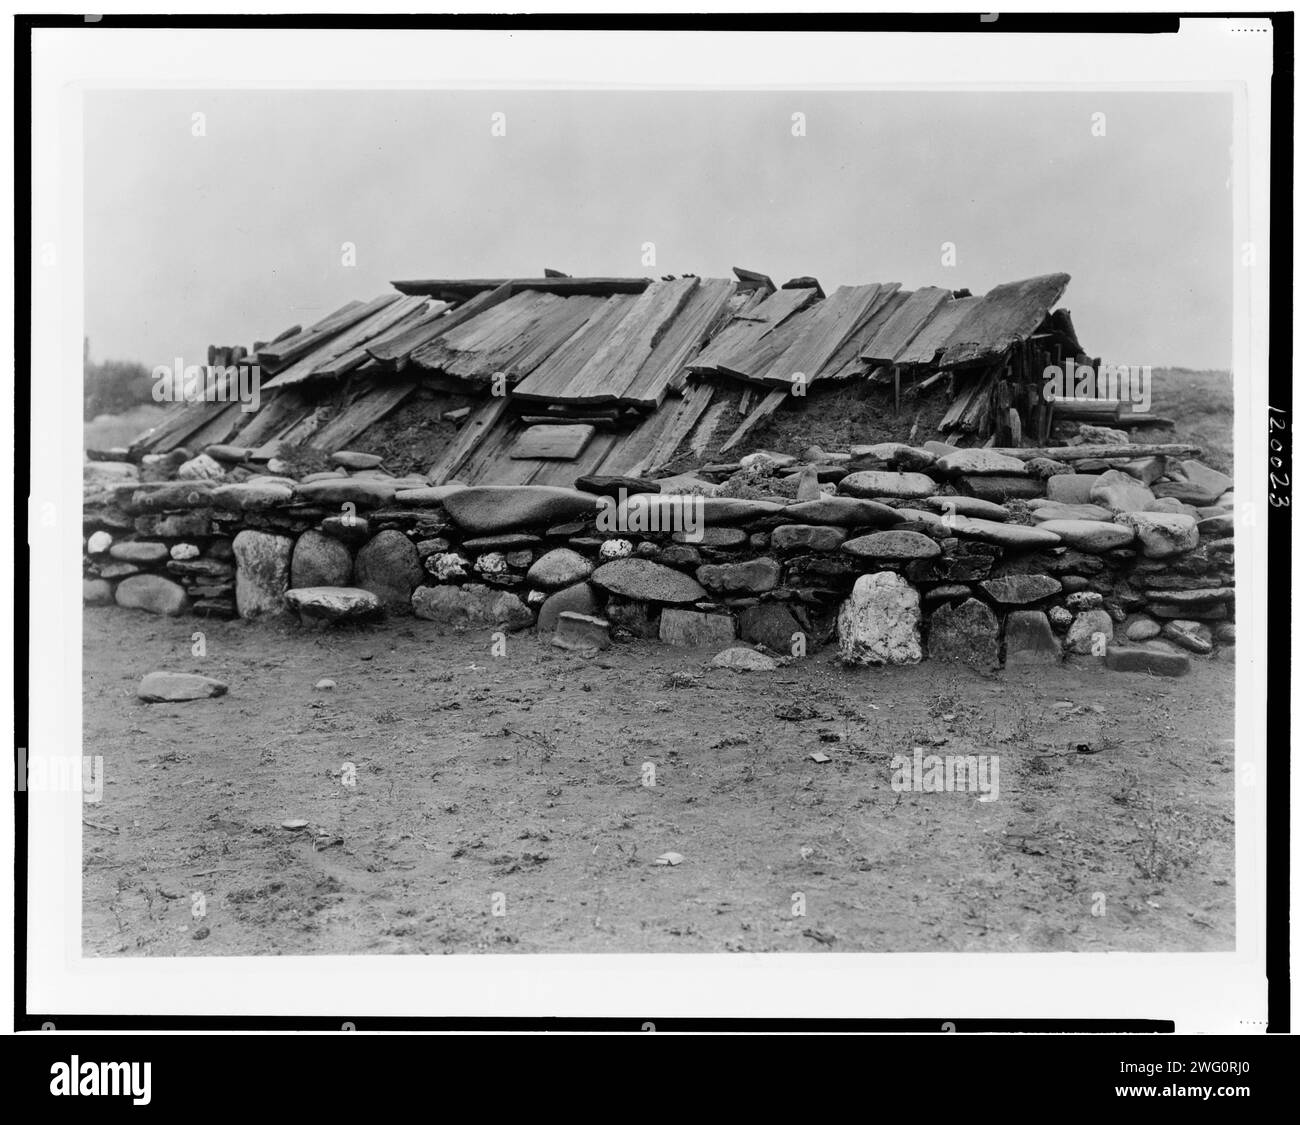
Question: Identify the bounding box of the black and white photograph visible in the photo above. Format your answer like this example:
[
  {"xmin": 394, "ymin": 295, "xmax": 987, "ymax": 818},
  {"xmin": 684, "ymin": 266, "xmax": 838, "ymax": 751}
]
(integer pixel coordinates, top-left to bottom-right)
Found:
[{"xmin": 16, "ymin": 11, "xmax": 1288, "ymax": 1053}]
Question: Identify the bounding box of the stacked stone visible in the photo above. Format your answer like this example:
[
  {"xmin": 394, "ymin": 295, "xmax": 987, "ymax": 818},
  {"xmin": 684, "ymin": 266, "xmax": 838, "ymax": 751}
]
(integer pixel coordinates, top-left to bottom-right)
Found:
[{"xmin": 82, "ymin": 440, "xmax": 1235, "ymax": 675}]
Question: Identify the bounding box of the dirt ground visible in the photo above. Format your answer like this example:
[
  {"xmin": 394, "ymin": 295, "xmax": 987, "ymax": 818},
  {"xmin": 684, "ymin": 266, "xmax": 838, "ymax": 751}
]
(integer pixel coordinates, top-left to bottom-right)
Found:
[{"xmin": 81, "ymin": 606, "xmax": 1235, "ymax": 956}]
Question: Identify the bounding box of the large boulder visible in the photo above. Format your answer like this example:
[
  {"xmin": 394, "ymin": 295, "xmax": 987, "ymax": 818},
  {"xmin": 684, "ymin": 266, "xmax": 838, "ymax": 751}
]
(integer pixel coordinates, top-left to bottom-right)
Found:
[
  {"xmin": 354, "ymin": 530, "xmax": 424, "ymax": 611},
  {"xmin": 291, "ymin": 530, "xmax": 353, "ymax": 588},
  {"xmin": 442, "ymin": 485, "xmax": 598, "ymax": 534},
  {"xmin": 926, "ymin": 597, "xmax": 999, "ymax": 671},
  {"xmin": 590, "ymin": 558, "xmax": 707, "ymax": 603},
  {"xmin": 285, "ymin": 586, "xmax": 382, "ymax": 626},
  {"xmin": 411, "ymin": 583, "xmax": 533, "ymax": 630},
  {"xmin": 232, "ymin": 531, "xmax": 294, "ymax": 618},
  {"xmin": 837, "ymin": 571, "xmax": 922, "ymax": 666},
  {"xmin": 114, "ymin": 574, "xmax": 189, "ymax": 616}
]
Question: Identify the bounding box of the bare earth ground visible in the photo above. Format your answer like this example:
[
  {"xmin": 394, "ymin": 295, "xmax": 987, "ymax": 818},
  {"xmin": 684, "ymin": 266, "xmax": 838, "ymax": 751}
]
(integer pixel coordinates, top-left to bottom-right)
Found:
[{"xmin": 82, "ymin": 608, "xmax": 1234, "ymax": 955}]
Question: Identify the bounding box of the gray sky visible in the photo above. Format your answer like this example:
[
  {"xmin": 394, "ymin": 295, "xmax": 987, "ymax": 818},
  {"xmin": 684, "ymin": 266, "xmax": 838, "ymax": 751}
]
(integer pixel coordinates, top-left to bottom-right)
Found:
[{"xmin": 84, "ymin": 89, "xmax": 1232, "ymax": 371}]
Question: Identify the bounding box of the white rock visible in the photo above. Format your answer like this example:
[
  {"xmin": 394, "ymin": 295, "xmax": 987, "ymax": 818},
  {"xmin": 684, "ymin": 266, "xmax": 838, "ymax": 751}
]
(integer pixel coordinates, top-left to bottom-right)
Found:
[
  {"xmin": 837, "ymin": 571, "xmax": 922, "ymax": 666},
  {"xmin": 87, "ymin": 530, "xmax": 113, "ymax": 555}
]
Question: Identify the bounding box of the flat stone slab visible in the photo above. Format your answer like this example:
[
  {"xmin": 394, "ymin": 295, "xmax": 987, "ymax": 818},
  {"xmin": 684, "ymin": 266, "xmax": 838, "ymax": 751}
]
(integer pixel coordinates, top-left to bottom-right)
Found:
[
  {"xmin": 920, "ymin": 495, "xmax": 1010, "ymax": 521},
  {"xmin": 108, "ymin": 541, "xmax": 169, "ymax": 564},
  {"xmin": 711, "ymin": 646, "xmax": 779, "ymax": 671},
  {"xmin": 443, "ymin": 485, "xmax": 598, "ymax": 534},
  {"xmin": 770, "ymin": 524, "xmax": 848, "ymax": 552},
  {"xmin": 838, "ymin": 471, "xmax": 937, "ymax": 501},
  {"xmin": 590, "ymin": 558, "xmax": 707, "ymax": 603},
  {"xmin": 659, "ymin": 608, "xmax": 737, "ymax": 647},
  {"xmin": 1034, "ymin": 519, "xmax": 1135, "ymax": 552},
  {"xmin": 552, "ymin": 611, "xmax": 612, "ymax": 652},
  {"xmin": 130, "ymin": 481, "xmax": 220, "ymax": 511},
  {"xmin": 393, "ymin": 484, "xmax": 468, "ymax": 507},
  {"xmin": 949, "ymin": 517, "xmax": 1062, "ymax": 550},
  {"xmin": 285, "ymin": 586, "xmax": 382, "ymax": 624},
  {"xmin": 979, "ymin": 574, "xmax": 1063, "ymax": 604},
  {"xmin": 293, "ymin": 478, "xmax": 399, "ymax": 509},
  {"xmin": 1104, "ymin": 644, "xmax": 1191, "ymax": 677},
  {"xmin": 934, "ymin": 449, "xmax": 1028, "ymax": 476},
  {"xmin": 842, "ymin": 530, "xmax": 941, "ymax": 560},
  {"xmin": 779, "ymin": 496, "xmax": 903, "ymax": 527},
  {"xmin": 1044, "ymin": 474, "xmax": 1102, "ymax": 505},
  {"xmin": 137, "ymin": 671, "xmax": 228, "ymax": 702},
  {"xmin": 1028, "ymin": 501, "xmax": 1115, "ymax": 523}
]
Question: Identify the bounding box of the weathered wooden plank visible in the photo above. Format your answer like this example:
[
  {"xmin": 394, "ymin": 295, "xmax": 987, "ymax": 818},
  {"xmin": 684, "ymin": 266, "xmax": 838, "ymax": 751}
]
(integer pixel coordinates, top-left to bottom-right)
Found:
[
  {"xmin": 308, "ymin": 379, "xmax": 420, "ymax": 452},
  {"xmin": 859, "ymin": 286, "xmax": 952, "ymax": 363},
  {"xmin": 552, "ymin": 278, "xmax": 699, "ymax": 404},
  {"xmin": 621, "ymin": 278, "xmax": 737, "ymax": 409},
  {"xmin": 263, "ymin": 295, "xmax": 422, "ymax": 388},
  {"xmin": 936, "ymin": 273, "xmax": 1071, "ymax": 368},
  {"xmin": 307, "ymin": 297, "xmax": 446, "ymax": 381},
  {"xmin": 391, "ymin": 276, "xmax": 652, "ymax": 298},
  {"xmin": 257, "ymin": 295, "xmax": 393, "ymax": 370},
  {"xmin": 510, "ymin": 294, "xmax": 638, "ymax": 402},
  {"xmin": 367, "ymin": 283, "xmax": 513, "ymax": 366},
  {"xmin": 689, "ymin": 285, "xmax": 818, "ymax": 373},
  {"xmin": 227, "ymin": 389, "xmax": 310, "ymax": 452},
  {"xmin": 425, "ymin": 394, "xmax": 510, "ymax": 483},
  {"xmin": 893, "ymin": 295, "xmax": 979, "ymax": 366},
  {"xmin": 754, "ymin": 284, "xmax": 887, "ymax": 388},
  {"xmin": 816, "ymin": 287, "xmax": 911, "ymax": 382},
  {"xmin": 718, "ymin": 388, "xmax": 787, "ymax": 452},
  {"xmin": 128, "ymin": 368, "xmax": 239, "ymax": 454},
  {"xmin": 509, "ymin": 424, "xmax": 595, "ymax": 460}
]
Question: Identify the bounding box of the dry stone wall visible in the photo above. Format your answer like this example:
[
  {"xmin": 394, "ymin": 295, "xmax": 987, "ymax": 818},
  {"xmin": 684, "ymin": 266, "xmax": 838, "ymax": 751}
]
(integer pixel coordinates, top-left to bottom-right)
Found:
[{"xmin": 83, "ymin": 443, "xmax": 1236, "ymax": 676}]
